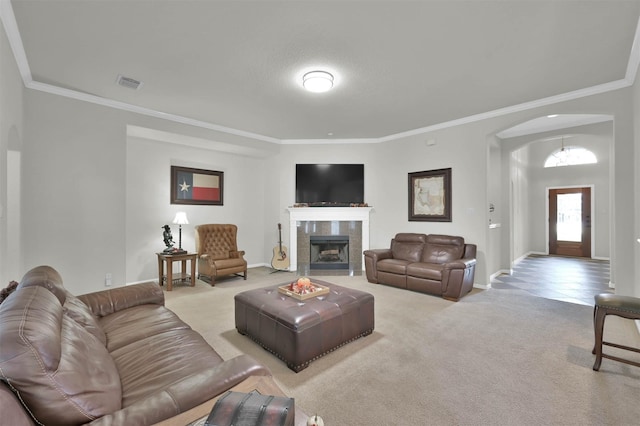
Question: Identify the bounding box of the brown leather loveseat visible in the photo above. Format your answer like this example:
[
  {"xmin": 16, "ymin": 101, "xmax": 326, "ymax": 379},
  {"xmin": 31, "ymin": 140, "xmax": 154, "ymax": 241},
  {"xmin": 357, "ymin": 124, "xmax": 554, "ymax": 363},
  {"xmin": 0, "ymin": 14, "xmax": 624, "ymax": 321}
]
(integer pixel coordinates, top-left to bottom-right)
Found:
[
  {"xmin": 0, "ymin": 265, "xmax": 270, "ymax": 426},
  {"xmin": 364, "ymin": 233, "xmax": 477, "ymax": 301}
]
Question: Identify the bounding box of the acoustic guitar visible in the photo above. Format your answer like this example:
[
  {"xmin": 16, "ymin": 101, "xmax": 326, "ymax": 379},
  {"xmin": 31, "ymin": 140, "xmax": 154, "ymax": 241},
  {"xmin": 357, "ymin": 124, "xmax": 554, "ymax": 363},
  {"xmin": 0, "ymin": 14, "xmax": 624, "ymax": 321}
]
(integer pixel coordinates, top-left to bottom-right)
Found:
[{"xmin": 271, "ymin": 223, "xmax": 290, "ymax": 270}]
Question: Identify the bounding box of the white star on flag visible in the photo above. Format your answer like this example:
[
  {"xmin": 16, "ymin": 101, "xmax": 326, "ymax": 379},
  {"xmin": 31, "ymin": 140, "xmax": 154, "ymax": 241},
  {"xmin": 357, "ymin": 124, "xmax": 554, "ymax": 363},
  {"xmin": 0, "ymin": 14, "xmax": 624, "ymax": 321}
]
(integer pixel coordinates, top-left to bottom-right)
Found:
[{"xmin": 180, "ymin": 180, "xmax": 191, "ymax": 192}]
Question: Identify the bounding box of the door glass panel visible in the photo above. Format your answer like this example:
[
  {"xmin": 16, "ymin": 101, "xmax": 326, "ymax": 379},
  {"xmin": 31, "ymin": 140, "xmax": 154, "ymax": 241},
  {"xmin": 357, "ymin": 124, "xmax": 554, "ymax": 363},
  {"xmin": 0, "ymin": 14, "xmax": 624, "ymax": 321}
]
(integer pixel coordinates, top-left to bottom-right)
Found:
[{"xmin": 557, "ymin": 193, "xmax": 582, "ymax": 242}]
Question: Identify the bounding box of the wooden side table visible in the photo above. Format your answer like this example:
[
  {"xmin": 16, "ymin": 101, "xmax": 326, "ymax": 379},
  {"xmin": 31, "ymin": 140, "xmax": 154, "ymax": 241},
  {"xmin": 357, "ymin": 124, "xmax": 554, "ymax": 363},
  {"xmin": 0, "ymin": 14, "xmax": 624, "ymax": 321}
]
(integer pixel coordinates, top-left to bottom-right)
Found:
[{"xmin": 156, "ymin": 252, "xmax": 197, "ymax": 291}]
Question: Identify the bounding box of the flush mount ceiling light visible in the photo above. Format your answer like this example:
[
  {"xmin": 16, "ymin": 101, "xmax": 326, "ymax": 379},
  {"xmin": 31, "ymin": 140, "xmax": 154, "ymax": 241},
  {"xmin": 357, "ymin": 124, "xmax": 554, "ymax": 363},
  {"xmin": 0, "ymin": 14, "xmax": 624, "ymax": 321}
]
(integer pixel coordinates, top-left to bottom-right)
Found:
[{"xmin": 302, "ymin": 71, "xmax": 334, "ymax": 93}]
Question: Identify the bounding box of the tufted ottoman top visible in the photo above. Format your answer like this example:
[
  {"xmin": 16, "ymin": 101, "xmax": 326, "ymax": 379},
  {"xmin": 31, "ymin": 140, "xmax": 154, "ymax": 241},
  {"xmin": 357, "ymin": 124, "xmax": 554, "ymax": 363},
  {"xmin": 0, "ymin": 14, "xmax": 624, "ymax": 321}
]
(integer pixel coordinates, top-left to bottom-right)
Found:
[
  {"xmin": 235, "ymin": 280, "xmax": 371, "ymax": 331},
  {"xmin": 235, "ymin": 279, "xmax": 375, "ymax": 371}
]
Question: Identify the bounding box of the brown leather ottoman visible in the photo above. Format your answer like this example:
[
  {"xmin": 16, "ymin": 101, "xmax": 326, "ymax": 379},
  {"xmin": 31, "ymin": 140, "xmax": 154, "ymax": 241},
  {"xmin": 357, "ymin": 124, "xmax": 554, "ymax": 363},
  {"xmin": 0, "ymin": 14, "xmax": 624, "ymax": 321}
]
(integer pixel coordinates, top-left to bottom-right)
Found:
[{"xmin": 235, "ymin": 279, "xmax": 375, "ymax": 372}]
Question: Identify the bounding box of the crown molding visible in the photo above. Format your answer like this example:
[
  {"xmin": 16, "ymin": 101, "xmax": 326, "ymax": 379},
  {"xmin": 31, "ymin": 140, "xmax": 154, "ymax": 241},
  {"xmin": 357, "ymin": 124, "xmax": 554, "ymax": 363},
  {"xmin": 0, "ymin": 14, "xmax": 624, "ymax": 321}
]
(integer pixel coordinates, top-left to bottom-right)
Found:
[
  {"xmin": 127, "ymin": 125, "xmax": 277, "ymax": 158},
  {"xmin": 625, "ymin": 16, "xmax": 640, "ymax": 83},
  {"xmin": 0, "ymin": 0, "xmax": 31, "ymax": 85},
  {"xmin": 379, "ymin": 79, "xmax": 632, "ymax": 143},
  {"xmin": 25, "ymin": 80, "xmax": 281, "ymax": 144},
  {"xmin": 280, "ymin": 138, "xmax": 379, "ymax": 145},
  {"xmin": 2, "ymin": 1, "xmax": 639, "ymax": 145}
]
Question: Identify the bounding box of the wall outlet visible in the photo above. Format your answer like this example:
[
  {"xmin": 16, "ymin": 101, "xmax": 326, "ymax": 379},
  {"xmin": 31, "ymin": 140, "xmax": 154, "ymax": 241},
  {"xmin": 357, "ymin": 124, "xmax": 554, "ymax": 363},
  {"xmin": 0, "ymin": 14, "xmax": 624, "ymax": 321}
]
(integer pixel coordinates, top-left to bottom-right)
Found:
[{"xmin": 105, "ymin": 273, "xmax": 112, "ymax": 286}]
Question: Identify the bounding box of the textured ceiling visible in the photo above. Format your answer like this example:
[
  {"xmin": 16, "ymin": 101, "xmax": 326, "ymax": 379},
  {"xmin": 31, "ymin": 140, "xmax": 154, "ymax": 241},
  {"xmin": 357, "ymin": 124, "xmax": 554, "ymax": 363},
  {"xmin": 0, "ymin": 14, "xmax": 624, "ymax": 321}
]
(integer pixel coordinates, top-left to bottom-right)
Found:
[{"xmin": 7, "ymin": 0, "xmax": 640, "ymax": 141}]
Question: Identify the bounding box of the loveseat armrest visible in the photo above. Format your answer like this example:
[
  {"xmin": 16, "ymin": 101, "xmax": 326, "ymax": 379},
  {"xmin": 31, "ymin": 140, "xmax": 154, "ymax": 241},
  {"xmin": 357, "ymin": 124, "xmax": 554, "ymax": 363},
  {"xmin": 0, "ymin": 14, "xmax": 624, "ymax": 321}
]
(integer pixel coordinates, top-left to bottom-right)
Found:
[
  {"xmin": 363, "ymin": 249, "xmax": 393, "ymax": 283},
  {"xmin": 364, "ymin": 249, "xmax": 393, "ymax": 261},
  {"xmin": 84, "ymin": 355, "xmax": 270, "ymax": 426},
  {"xmin": 441, "ymin": 258, "xmax": 477, "ymax": 302},
  {"xmin": 78, "ymin": 282, "xmax": 164, "ymax": 318},
  {"xmin": 442, "ymin": 257, "xmax": 477, "ymax": 270}
]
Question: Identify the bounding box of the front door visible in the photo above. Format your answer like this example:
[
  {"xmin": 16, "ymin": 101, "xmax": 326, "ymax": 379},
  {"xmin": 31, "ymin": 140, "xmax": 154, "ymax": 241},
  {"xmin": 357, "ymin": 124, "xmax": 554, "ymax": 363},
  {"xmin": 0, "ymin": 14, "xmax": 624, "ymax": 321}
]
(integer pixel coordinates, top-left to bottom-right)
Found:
[{"xmin": 549, "ymin": 187, "xmax": 591, "ymax": 258}]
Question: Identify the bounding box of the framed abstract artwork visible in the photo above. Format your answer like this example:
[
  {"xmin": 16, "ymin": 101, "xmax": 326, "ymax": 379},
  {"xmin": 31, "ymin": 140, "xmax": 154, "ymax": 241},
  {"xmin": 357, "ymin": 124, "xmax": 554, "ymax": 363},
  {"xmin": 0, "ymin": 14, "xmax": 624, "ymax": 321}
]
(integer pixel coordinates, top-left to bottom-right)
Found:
[
  {"xmin": 408, "ymin": 168, "xmax": 451, "ymax": 222},
  {"xmin": 171, "ymin": 166, "xmax": 223, "ymax": 205}
]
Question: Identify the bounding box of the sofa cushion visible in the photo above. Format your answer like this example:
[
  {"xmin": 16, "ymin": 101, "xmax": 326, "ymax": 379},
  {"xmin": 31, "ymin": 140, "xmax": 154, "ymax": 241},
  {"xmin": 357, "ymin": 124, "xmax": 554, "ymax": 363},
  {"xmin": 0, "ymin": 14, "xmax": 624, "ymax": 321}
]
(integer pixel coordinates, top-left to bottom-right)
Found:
[
  {"xmin": 377, "ymin": 258, "xmax": 413, "ymax": 275},
  {"xmin": 406, "ymin": 262, "xmax": 443, "ymax": 280},
  {"xmin": 64, "ymin": 294, "xmax": 107, "ymax": 346},
  {"xmin": 18, "ymin": 265, "xmax": 108, "ymax": 348},
  {"xmin": 99, "ymin": 304, "xmax": 191, "ymax": 352},
  {"xmin": 109, "ymin": 328, "xmax": 224, "ymax": 406},
  {"xmin": 0, "ymin": 287, "xmax": 122, "ymax": 425},
  {"xmin": 390, "ymin": 233, "xmax": 427, "ymax": 262},
  {"xmin": 17, "ymin": 264, "xmax": 68, "ymax": 305},
  {"xmin": 422, "ymin": 234, "xmax": 465, "ymax": 264}
]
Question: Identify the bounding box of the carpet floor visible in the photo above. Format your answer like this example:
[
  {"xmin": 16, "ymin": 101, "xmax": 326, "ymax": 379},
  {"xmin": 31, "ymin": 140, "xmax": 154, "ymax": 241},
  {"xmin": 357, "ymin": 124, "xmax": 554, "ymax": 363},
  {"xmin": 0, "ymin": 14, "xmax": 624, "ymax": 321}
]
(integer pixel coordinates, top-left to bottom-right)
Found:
[{"xmin": 164, "ymin": 268, "xmax": 640, "ymax": 425}]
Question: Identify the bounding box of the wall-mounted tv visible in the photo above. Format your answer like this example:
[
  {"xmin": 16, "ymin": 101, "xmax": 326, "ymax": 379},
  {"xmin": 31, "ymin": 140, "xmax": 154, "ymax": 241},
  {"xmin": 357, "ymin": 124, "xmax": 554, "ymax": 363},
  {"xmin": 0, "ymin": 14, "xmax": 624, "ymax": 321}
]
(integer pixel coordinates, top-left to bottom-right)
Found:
[{"xmin": 295, "ymin": 164, "xmax": 364, "ymax": 206}]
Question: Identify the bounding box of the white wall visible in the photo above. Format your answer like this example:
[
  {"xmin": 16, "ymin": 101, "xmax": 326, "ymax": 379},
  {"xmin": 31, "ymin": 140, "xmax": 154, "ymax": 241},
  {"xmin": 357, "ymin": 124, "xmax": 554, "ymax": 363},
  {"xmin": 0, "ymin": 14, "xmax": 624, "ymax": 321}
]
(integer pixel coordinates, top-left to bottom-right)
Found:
[
  {"xmin": 125, "ymin": 135, "xmax": 268, "ymax": 283},
  {"xmin": 19, "ymin": 88, "xmax": 278, "ymax": 294},
  {"xmin": 510, "ymin": 144, "xmax": 532, "ymax": 263},
  {"xmin": 21, "ymin": 91, "xmax": 128, "ymax": 294},
  {"xmin": 0, "ymin": 20, "xmax": 24, "ymax": 284},
  {"xmin": 372, "ymin": 125, "xmax": 490, "ymax": 282},
  {"xmin": 634, "ymin": 61, "xmax": 640, "ymax": 297},
  {"xmin": 486, "ymin": 137, "xmax": 503, "ymax": 278}
]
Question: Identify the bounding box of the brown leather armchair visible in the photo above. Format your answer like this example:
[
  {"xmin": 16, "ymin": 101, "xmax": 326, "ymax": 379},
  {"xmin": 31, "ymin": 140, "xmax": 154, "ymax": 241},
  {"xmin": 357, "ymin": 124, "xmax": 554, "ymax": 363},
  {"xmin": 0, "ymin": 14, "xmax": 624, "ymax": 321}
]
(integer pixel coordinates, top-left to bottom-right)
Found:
[{"xmin": 195, "ymin": 224, "xmax": 247, "ymax": 285}]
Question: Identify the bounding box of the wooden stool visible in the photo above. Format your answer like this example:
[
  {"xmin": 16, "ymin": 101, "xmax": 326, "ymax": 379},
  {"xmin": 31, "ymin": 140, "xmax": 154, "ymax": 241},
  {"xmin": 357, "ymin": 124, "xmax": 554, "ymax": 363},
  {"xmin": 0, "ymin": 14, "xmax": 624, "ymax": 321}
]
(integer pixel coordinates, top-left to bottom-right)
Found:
[{"xmin": 592, "ymin": 293, "xmax": 640, "ymax": 371}]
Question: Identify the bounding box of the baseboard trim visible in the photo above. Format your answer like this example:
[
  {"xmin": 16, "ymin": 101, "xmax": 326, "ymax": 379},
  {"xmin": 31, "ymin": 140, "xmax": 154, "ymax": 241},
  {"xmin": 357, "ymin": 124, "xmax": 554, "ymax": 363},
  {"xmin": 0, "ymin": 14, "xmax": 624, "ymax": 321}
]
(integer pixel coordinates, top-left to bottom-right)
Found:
[{"xmin": 474, "ymin": 283, "xmax": 491, "ymax": 290}]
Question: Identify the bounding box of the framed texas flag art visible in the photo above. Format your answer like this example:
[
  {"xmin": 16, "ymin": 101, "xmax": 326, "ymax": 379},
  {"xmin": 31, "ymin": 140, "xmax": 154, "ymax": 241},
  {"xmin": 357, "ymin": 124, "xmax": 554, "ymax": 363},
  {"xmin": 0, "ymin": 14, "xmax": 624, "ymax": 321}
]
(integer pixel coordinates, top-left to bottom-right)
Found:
[{"xmin": 171, "ymin": 166, "xmax": 224, "ymax": 205}]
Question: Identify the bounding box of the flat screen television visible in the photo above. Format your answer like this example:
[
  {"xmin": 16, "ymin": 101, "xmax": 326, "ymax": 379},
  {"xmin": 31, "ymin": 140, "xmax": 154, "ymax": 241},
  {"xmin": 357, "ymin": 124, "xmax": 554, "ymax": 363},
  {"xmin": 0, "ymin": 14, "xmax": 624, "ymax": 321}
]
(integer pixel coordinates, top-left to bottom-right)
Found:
[{"xmin": 295, "ymin": 164, "xmax": 364, "ymax": 206}]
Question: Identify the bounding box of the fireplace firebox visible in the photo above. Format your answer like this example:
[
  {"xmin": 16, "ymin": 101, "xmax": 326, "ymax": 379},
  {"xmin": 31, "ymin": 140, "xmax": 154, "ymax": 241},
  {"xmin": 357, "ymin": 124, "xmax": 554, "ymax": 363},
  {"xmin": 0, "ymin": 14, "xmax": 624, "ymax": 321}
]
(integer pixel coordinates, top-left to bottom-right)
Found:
[{"xmin": 310, "ymin": 235, "xmax": 349, "ymax": 270}]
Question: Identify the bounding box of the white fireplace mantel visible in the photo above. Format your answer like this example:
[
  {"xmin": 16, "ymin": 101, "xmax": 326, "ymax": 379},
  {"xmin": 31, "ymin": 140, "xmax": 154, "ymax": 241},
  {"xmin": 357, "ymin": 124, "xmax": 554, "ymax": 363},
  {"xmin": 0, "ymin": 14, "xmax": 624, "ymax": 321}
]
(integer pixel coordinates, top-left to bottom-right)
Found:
[{"xmin": 287, "ymin": 207, "xmax": 373, "ymax": 272}]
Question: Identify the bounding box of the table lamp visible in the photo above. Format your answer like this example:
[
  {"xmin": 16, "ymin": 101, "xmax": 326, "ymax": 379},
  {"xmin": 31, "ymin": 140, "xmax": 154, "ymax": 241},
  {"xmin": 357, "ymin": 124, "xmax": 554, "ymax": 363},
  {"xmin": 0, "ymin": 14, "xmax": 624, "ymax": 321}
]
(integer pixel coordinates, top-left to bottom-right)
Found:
[{"xmin": 172, "ymin": 212, "xmax": 189, "ymax": 253}]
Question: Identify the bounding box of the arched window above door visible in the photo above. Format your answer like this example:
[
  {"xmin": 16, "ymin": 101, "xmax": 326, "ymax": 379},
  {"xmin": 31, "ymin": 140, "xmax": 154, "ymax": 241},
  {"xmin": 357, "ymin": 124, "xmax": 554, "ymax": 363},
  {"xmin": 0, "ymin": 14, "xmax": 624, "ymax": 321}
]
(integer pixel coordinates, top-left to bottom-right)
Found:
[{"xmin": 544, "ymin": 146, "xmax": 597, "ymax": 168}]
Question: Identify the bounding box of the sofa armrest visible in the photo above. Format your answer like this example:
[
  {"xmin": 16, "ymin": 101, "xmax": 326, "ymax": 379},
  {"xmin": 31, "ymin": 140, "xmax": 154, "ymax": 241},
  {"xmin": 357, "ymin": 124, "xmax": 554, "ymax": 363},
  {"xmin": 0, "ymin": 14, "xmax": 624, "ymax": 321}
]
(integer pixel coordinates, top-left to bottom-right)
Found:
[
  {"xmin": 363, "ymin": 249, "xmax": 393, "ymax": 283},
  {"xmin": 364, "ymin": 249, "xmax": 393, "ymax": 262},
  {"xmin": 441, "ymin": 258, "xmax": 477, "ymax": 302},
  {"xmin": 78, "ymin": 282, "xmax": 165, "ymax": 318},
  {"xmin": 85, "ymin": 355, "xmax": 270, "ymax": 426},
  {"xmin": 442, "ymin": 257, "xmax": 477, "ymax": 270}
]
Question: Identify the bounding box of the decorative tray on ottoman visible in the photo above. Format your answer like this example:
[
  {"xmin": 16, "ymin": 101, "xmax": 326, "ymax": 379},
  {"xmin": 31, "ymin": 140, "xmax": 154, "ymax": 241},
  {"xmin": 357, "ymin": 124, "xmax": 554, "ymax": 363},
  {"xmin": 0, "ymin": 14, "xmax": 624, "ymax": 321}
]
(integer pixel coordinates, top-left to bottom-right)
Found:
[{"xmin": 278, "ymin": 278, "xmax": 330, "ymax": 301}]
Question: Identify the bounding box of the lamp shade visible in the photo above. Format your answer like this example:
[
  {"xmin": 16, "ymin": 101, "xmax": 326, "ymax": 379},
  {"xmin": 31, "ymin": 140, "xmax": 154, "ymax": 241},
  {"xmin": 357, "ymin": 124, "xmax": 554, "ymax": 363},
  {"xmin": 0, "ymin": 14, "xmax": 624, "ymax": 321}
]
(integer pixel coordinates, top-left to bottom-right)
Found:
[
  {"xmin": 172, "ymin": 212, "xmax": 189, "ymax": 225},
  {"xmin": 303, "ymin": 71, "xmax": 334, "ymax": 93}
]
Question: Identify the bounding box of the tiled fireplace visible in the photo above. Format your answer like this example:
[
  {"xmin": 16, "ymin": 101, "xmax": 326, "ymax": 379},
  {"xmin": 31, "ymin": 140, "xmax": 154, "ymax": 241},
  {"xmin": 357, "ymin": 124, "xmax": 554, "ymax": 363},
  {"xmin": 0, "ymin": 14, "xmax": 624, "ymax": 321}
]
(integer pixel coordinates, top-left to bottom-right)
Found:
[
  {"xmin": 287, "ymin": 207, "xmax": 372, "ymax": 273},
  {"xmin": 310, "ymin": 235, "xmax": 349, "ymax": 269}
]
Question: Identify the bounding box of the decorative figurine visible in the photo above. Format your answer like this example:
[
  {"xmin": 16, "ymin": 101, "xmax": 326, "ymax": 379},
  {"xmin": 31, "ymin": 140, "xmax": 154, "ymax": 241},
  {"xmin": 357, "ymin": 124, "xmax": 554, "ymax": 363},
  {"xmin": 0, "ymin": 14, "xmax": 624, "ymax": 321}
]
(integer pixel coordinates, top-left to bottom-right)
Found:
[{"xmin": 162, "ymin": 225, "xmax": 175, "ymax": 253}]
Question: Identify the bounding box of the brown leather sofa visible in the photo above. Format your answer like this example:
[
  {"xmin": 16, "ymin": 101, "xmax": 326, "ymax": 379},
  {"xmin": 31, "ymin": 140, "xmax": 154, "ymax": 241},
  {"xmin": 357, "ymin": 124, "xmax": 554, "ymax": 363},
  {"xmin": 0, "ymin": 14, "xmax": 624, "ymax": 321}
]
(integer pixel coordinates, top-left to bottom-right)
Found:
[
  {"xmin": 364, "ymin": 233, "xmax": 477, "ymax": 301},
  {"xmin": 0, "ymin": 265, "xmax": 270, "ymax": 426},
  {"xmin": 195, "ymin": 224, "xmax": 247, "ymax": 285}
]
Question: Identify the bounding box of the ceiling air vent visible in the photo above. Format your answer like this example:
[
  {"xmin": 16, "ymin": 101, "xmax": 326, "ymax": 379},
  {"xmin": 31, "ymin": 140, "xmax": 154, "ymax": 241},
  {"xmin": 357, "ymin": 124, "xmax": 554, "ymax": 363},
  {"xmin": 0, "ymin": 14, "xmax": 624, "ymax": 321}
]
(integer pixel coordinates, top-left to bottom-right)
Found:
[{"xmin": 116, "ymin": 74, "xmax": 142, "ymax": 90}]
